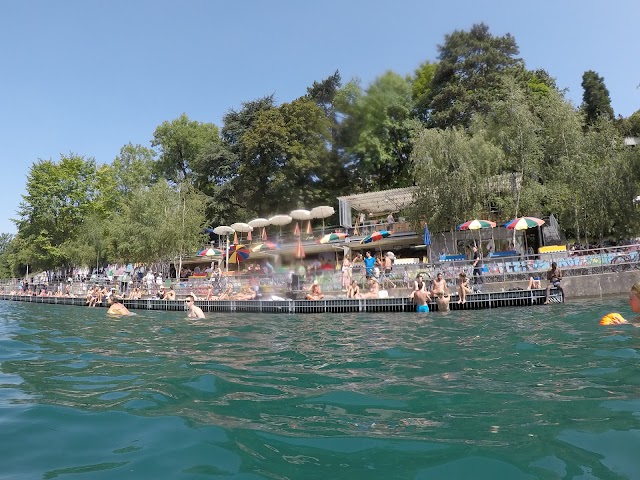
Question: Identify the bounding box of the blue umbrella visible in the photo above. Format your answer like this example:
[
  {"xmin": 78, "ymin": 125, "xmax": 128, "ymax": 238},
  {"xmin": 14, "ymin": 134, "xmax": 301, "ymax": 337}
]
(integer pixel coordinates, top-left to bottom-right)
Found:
[{"xmin": 423, "ymin": 225, "xmax": 431, "ymax": 246}]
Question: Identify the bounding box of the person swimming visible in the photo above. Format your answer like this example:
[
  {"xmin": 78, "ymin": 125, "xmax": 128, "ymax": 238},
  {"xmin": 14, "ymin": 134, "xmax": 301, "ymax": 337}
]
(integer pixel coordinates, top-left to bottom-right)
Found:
[{"xmin": 600, "ymin": 282, "xmax": 640, "ymax": 325}]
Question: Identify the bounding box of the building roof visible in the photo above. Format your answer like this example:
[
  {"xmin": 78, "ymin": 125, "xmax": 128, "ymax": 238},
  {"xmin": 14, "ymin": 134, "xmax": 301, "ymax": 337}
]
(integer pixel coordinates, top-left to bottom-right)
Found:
[{"xmin": 337, "ymin": 187, "xmax": 418, "ymax": 215}]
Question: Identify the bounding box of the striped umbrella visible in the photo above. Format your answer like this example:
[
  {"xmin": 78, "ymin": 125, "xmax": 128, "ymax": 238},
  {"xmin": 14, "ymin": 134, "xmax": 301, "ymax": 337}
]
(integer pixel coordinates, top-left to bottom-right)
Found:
[
  {"xmin": 319, "ymin": 232, "xmax": 348, "ymax": 244},
  {"xmin": 251, "ymin": 241, "xmax": 278, "ymax": 252},
  {"xmin": 197, "ymin": 247, "xmax": 223, "ymax": 257},
  {"xmin": 504, "ymin": 217, "xmax": 545, "ymax": 230},
  {"xmin": 295, "ymin": 238, "xmax": 305, "ymax": 259},
  {"xmin": 457, "ymin": 219, "xmax": 496, "ymax": 231},
  {"xmin": 228, "ymin": 246, "xmax": 251, "ymax": 264},
  {"xmin": 360, "ymin": 230, "xmax": 392, "ymax": 244}
]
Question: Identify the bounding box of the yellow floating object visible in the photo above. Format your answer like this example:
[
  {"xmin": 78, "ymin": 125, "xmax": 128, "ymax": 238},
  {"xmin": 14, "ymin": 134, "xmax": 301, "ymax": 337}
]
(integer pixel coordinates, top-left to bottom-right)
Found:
[
  {"xmin": 538, "ymin": 245, "xmax": 567, "ymax": 253},
  {"xmin": 600, "ymin": 312, "xmax": 627, "ymax": 325}
]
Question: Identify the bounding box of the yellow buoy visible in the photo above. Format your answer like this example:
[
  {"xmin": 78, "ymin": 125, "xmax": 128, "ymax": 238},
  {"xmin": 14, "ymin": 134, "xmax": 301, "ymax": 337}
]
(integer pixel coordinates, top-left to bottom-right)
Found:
[{"xmin": 599, "ymin": 312, "xmax": 627, "ymax": 325}]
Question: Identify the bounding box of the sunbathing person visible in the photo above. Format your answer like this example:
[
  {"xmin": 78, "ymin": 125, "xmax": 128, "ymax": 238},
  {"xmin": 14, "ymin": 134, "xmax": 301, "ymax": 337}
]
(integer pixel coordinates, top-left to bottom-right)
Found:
[
  {"xmin": 527, "ymin": 276, "xmax": 541, "ymax": 290},
  {"xmin": 210, "ymin": 285, "xmax": 233, "ymax": 300},
  {"xmin": 306, "ymin": 281, "xmax": 325, "ymax": 300},
  {"xmin": 457, "ymin": 272, "xmax": 472, "ymax": 304},
  {"xmin": 361, "ymin": 277, "xmax": 380, "ymax": 299},
  {"xmin": 346, "ymin": 280, "xmax": 361, "ymax": 299},
  {"xmin": 231, "ymin": 286, "xmax": 257, "ymax": 301}
]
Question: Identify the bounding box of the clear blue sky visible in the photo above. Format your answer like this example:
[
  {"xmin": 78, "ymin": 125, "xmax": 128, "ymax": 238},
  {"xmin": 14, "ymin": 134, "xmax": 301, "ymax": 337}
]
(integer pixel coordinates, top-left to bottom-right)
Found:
[{"xmin": 1, "ymin": 0, "xmax": 638, "ymax": 234}]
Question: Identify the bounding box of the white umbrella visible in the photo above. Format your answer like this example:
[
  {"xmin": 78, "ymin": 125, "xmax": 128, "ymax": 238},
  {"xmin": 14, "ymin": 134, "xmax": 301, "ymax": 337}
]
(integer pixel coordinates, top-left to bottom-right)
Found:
[
  {"xmin": 268, "ymin": 215, "xmax": 292, "ymax": 226},
  {"xmin": 310, "ymin": 206, "xmax": 335, "ymax": 219},
  {"xmin": 248, "ymin": 218, "xmax": 270, "ymax": 228},
  {"xmin": 213, "ymin": 226, "xmax": 235, "ymax": 278},
  {"xmin": 310, "ymin": 205, "xmax": 335, "ymax": 235},
  {"xmin": 290, "ymin": 209, "xmax": 312, "ymax": 220},
  {"xmin": 268, "ymin": 214, "xmax": 292, "ymax": 240},
  {"xmin": 230, "ymin": 222, "xmax": 253, "ymax": 233}
]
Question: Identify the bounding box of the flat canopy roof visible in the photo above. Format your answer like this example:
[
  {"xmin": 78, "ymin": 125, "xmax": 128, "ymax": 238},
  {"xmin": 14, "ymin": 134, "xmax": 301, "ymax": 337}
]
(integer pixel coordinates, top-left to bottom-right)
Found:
[{"xmin": 337, "ymin": 186, "xmax": 418, "ymax": 215}]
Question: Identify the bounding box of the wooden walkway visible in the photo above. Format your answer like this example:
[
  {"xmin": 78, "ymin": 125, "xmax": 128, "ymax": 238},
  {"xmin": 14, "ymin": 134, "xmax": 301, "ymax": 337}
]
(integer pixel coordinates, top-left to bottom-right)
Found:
[{"xmin": 0, "ymin": 288, "xmax": 563, "ymax": 314}]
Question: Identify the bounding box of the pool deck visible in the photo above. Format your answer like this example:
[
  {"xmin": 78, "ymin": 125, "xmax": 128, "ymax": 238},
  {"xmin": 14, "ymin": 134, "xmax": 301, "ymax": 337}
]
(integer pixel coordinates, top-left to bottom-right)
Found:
[{"xmin": 0, "ymin": 288, "xmax": 563, "ymax": 314}]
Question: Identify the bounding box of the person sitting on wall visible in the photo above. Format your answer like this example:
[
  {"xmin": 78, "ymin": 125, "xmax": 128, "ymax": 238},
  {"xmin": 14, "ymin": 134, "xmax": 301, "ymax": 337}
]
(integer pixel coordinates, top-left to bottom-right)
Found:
[
  {"xmin": 457, "ymin": 272, "xmax": 473, "ymax": 305},
  {"xmin": 346, "ymin": 279, "xmax": 361, "ymax": 299},
  {"xmin": 361, "ymin": 277, "xmax": 381, "ymax": 299},
  {"xmin": 544, "ymin": 262, "xmax": 564, "ymax": 304},
  {"xmin": 306, "ymin": 280, "xmax": 325, "ymax": 300}
]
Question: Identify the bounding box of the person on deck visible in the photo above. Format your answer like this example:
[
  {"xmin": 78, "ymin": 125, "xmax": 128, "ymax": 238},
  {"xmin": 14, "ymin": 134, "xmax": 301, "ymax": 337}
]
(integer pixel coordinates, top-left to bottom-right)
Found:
[
  {"xmin": 544, "ymin": 262, "xmax": 564, "ymax": 304},
  {"xmin": 431, "ymin": 272, "xmax": 447, "ymax": 296},
  {"xmin": 457, "ymin": 272, "xmax": 472, "ymax": 305},
  {"xmin": 306, "ymin": 280, "xmax": 325, "ymax": 300},
  {"xmin": 413, "ymin": 273, "xmax": 428, "ymax": 293},
  {"xmin": 363, "ymin": 251, "xmax": 376, "ymax": 278},
  {"xmin": 362, "ymin": 277, "xmax": 380, "ymax": 299},
  {"xmin": 472, "ymin": 245, "xmax": 483, "ymax": 284},
  {"xmin": 346, "ymin": 279, "xmax": 361, "ymax": 298}
]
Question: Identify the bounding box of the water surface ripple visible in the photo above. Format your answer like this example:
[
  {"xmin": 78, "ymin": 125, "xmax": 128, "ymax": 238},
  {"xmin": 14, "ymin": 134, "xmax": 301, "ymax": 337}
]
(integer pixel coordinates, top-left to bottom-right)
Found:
[{"xmin": 2, "ymin": 298, "xmax": 640, "ymax": 479}]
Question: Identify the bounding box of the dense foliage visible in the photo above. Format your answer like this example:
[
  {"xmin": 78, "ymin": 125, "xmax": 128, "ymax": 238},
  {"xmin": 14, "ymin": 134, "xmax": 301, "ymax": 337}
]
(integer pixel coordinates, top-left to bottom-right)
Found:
[{"xmin": 3, "ymin": 22, "xmax": 639, "ymax": 277}]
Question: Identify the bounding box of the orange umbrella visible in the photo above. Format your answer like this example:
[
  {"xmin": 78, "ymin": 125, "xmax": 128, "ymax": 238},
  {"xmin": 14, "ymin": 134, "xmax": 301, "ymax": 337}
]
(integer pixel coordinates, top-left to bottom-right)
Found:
[
  {"xmin": 261, "ymin": 227, "xmax": 268, "ymax": 241},
  {"xmin": 295, "ymin": 238, "xmax": 305, "ymax": 259},
  {"xmin": 294, "ymin": 222, "xmax": 301, "ymax": 237}
]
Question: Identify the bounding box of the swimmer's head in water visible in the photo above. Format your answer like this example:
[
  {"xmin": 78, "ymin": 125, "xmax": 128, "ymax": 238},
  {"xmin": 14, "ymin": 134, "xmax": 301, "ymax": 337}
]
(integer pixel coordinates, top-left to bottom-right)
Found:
[{"xmin": 600, "ymin": 312, "xmax": 626, "ymax": 325}]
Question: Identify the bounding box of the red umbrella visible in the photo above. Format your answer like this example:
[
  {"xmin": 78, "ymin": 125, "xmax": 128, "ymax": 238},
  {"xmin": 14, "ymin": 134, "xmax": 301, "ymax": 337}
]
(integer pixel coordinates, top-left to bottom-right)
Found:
[
  {"xmin": 295, "ymin": 238, "xmax": 305, "ymax": 259},
  {"xmin": 261, "ymin": 227, "xmax": 268, "ymax": 241}
]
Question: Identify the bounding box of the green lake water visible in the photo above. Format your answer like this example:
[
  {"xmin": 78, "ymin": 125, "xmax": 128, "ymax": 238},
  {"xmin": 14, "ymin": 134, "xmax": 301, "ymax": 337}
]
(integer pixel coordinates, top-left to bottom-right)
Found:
[{"xmin": 2, "ymin": 298, "xmax": 640, "ymax": 479}]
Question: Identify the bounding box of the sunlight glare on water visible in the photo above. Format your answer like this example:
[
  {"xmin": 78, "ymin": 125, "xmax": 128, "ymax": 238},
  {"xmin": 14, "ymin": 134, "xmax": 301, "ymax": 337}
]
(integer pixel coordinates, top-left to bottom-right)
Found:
[{"xmin": 1, "ymin": 298, "xmax": 640, "ymax": 479}]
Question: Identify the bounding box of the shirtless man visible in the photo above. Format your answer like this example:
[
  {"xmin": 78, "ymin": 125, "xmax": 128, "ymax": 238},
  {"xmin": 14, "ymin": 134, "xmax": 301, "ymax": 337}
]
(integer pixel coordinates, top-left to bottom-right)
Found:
[
  {"xmin": 107, "ymin": 296, "xmax": 131, "ymax": 316},
  {"xmin": 413, "ymin": 274, "xmax": 427, "ymax": 293},
  {"xmin": 435, "ymin": 291, "xmax": 451, "ymax": 312},
  {"xmin": 431, "ymin": 272, "xmax": 447, "ymax": 296},
  {"xmin": 185, "ymin": 294, "xmax": 205, "ymax": 318},
  {"xmin": 164, "ymin": 287, "xmax": 176, "ymax": 301},
  {"xmin": 457, "ymin": 272, "xmax": 472, "ymax": 304},
  {"xmin": 412, "ymin": 288, "xmax": 430, "ymax": 313}
]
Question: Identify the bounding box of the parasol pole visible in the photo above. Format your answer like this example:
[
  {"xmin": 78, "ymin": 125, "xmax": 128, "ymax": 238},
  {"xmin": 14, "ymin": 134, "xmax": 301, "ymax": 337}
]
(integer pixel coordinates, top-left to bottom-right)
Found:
[{"xmin": 225, "ymin": 234, "xmax": 230, "ymax": 279}]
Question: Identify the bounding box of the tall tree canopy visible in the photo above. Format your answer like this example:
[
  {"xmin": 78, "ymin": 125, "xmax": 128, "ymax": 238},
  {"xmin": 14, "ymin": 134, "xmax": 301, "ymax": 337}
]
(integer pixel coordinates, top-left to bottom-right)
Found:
[
  {"xmin": 151, "ymin": 113, "xmax": 220, "ymax": 184},
  {"xmin": 581, "ymin": 70, "xmax": 614, "ymax": 124},
  {"xmin": 427, "ymin": 22, "xmax": 523, "ymax": 129}
]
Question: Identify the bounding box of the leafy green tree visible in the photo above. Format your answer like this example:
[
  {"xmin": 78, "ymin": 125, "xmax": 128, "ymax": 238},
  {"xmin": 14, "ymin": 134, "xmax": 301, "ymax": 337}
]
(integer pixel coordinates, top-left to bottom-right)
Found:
[
  {"xmin": 112, "ymin": 143, "xmax": 156, "ymax": 196},
  {"xmin": 411, "ymin": 127, "xmax": 505, "ymax": 232},
  {"xmin": 151, "ymin": 113, "xmax": 220, "ymax": 184},
  {"xmin": 340, "ymin": 71, "xmax": 418, "ymax": 191},
  {"xmin": 0, "ymin": 233, "xmax": 15, "ymax": 278},
  {"xmin": 581, "ymin": 70, "xmax": 614, "ymax": 125},
  {"xmin": 411, "ymin": 61, "xmax": 437, "ymax": 122},
  {"xmin": 14, "ymin": 154, "xmax": 100, "ymax": 271},
  {"xmin": 236, "ymin": 98, "xmax": 332, "ymax": 215},
  {"xmin": 427, "ymin": 23, "xmax": 523, "ymax": 129},
  {"xmin": 107, "ymin": 181, "xmax": 208, "ymax": 269}
]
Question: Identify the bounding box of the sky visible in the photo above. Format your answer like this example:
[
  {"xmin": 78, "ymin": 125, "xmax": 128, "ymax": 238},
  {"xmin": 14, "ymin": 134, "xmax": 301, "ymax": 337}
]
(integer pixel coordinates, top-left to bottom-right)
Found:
[{"xmin": 1, "ymin": 0, "xmax": 639, "ymax": 235}]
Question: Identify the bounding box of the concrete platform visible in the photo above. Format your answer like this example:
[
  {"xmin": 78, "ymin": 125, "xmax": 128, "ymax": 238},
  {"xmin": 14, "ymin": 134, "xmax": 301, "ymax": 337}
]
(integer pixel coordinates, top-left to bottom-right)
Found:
[{"xmin": 0, "ymin": 288, "xmax": 563, "ymax": 314}]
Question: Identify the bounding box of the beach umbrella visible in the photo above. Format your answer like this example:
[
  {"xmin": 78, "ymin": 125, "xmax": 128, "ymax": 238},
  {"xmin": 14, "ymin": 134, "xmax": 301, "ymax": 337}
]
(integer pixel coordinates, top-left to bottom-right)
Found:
[
  {"xmin": 310, "ymin": 205, "xmax": 335, "ymax": 235},
  {"xmin": 290, "ymin": 209, "xmax": 312, "ymax": 221},
  {"xmin": 198, "ymin": 247, "xmax": 223, "ymax": 257},
  {"xmin": 268, "ymin": 215, "xmax": 293, "ymax": 239},
  {"xmin": 505, "ymin": 217, "xmax": 545, "ymax": 254},
  {"xmin": 295, "ymin": 238, "xmax": 305, "ymax": 259},
  {"xmin": 504, "ymin": 217, "xmax": 545, "ymax": 230},
  {"xmin": 230, "ymin": 222, "xmax": 253, "ymax": 243},
  {"xmin": 293, "ymin": 222, "xmax": 301, "ymax": 237},
  {"xmin": 458, "ymin": 219, "xmax": 496, "ymax": 249},
  {"xmin": 360, "ymin": 230, "xmax": 392, "ymax": 244},
  {"xmin": 457, "ymin": 219, "xmax": 497, "ymax": 230},
  {"xmin": 251, "ymin": 241, "xmax": 278, "ymax": 252},
  {"xmin": 319, "ymin": 232, "xmax": 349, "ymax": 244},
  {"xmin": 233, "ymin": 232, "xmax": 239, "ymax": 245},
  {"xmin": 261, "ymin": 227, "xmax": 268, "ymax": 241},
  {"xmin": 306, "ymin": 219, "xmax": 312, "ymax": 235},
  {"xmin": 247, "ymin": 218, "xmax": 270, "ymax": 228},
  {"xmin": 228, "ymin": 247, "xmax": 251, "ymax": 264},
  {"xmin": 213, "ymin": 226, "xmax": 235, "ymax": 278}
]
